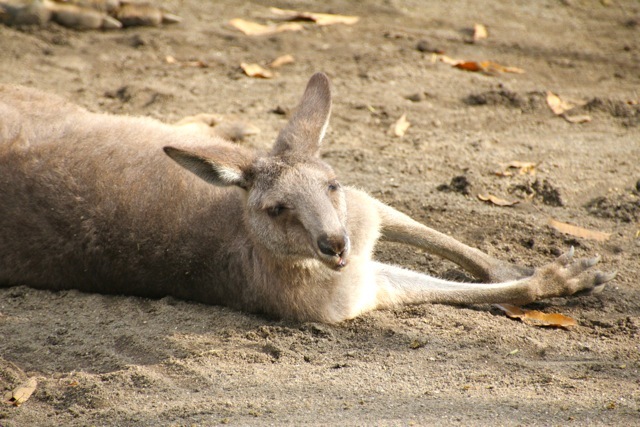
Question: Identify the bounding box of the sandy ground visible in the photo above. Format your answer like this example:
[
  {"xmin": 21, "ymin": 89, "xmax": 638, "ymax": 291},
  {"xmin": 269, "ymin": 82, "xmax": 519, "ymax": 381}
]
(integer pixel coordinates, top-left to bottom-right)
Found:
[{"xmin": 1, "ymin": 1, "xmax": 639, "ymax": 425}]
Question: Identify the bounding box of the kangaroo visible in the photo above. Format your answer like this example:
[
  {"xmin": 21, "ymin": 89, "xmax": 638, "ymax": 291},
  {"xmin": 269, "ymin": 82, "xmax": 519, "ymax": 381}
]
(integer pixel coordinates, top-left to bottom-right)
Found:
[{"xmin": 0, "ymin": 73, "xmax": 614, "ymax": 323}]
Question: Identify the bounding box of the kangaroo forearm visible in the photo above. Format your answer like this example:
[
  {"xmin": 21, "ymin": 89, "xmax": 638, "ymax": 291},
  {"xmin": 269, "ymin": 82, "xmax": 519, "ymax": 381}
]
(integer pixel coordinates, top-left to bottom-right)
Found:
[
  {"xmin": 373, "ymin": 262, "xmax": 534, "ymax": 309},
  {"xmin": 372, "ymin": 199, "xmax": 497, "ymax": 279}
]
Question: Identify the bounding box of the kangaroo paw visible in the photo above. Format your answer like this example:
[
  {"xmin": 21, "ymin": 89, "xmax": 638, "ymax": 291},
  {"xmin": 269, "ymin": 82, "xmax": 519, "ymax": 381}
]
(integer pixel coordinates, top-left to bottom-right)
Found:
[{"xmin": 531, "ymin": 247, "xmax": 616, "ymax": 300}]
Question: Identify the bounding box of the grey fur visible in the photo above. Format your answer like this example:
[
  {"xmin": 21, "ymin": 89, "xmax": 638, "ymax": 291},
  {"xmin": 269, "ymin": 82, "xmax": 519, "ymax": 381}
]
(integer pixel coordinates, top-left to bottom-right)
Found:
[{"xmin": 0, "ymin": 74, "xmax": 614, "ymax": 323}]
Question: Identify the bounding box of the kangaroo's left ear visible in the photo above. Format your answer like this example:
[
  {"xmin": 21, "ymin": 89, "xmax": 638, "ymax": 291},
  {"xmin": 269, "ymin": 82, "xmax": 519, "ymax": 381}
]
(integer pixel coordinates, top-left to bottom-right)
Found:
[
  {"xmin": 163, "ymin": 145, "xmax": 255, "ymax": 189},
  {"xmin": 271, "ymin": 72, "xmax": 332, "ymax": 157}
]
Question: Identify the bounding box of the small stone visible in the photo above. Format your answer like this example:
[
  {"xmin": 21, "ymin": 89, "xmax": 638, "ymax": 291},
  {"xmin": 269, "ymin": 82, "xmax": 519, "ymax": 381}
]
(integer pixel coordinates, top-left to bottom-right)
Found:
[
  {"xmin": 437, "ymin": 176, "xmax": 471, "ymax": 196},
  {"xmin": 415, "ymin": 40, "xmax": 440, "ymax": 53},
  {"xmin": 624, "ymin": 18, "xmax": 639, "ymax": 28},
  {"xmin": 127, "ymin": 34, "xmax": 147, "ymax": 48},
  {"xmin": 271, "ymin": 105, "xmax": 289, "ymax": 116},
  {"xmin": 416, "ymin": 40, "xmax": 430, "ymax": 52},
  {"xmin": 405, "ymin": 92, "xmax": 427, "ymax": 102}
]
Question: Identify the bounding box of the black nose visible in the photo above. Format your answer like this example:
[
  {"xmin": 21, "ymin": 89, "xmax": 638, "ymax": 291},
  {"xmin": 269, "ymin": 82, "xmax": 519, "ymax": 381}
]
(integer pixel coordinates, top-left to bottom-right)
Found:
[{"xmin": 317, "ymin": 233, "xmax": 348, "ymax": 257}]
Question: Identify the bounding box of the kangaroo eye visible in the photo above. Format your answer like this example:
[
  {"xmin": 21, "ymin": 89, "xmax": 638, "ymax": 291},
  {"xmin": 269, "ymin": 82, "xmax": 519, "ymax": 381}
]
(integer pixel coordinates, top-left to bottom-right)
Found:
[
  {"xmin": 267, "ymin": 204, "xmax": 286, "ymax": 217},
  {"xmin": 328, "ymin": 180, "xmax": 340, "ymax": 192}
]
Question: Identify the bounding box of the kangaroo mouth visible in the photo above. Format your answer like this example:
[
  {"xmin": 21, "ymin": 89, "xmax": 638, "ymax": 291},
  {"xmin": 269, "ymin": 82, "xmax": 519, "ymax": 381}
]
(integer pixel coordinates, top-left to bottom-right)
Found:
[
  {"xmin": 333, "ymin": 255, "xmax": 348, "ymax": 270},
  {"xmin": 312, "ymin": 234, "xmax": 350, "ymax": 271},
  {"xmin": 318, "ymin": 248, "xmax": 349, "ymax": 271}
]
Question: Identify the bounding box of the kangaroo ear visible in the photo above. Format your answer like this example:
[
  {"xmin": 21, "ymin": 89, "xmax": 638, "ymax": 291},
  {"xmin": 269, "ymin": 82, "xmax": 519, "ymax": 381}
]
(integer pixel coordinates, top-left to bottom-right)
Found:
[
  {"xmin": 164, "ymin": 145, "xmax": 254, "ymax": 189},
  {"xmin": 271, "ymin": 72, "xmax": 332, "ymax": 157}
]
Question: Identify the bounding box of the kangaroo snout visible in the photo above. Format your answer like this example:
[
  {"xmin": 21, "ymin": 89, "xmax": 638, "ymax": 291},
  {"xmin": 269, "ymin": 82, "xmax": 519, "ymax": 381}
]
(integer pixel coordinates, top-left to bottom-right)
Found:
[{"xmin": 317, "ymin": 233, "xmax": 349, "ymax": 267}]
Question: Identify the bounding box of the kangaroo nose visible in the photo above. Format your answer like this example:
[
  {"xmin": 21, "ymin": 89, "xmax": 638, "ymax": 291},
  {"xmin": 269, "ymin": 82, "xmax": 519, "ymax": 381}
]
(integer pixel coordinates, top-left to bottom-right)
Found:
[{"xmin": 317, "ymin": 233, "xmax": 348, "ymax": 257}]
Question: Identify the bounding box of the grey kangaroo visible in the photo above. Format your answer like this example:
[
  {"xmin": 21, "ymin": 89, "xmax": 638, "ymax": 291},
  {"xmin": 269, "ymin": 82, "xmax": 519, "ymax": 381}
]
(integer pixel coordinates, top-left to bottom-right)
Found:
[{"xmin": 0, "ymin": 73, "xmax": 614, "ymax": 323}]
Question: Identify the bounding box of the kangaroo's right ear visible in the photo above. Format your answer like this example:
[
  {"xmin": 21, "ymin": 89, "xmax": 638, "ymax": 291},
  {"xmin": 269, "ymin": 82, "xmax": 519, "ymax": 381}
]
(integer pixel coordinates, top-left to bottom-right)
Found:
[
  {"xmin": 271, "ymin": 72, "xmax": 332, "ymax": 157},
  {"xmin": 164, "ymin": 145, "xmax": 255, "ymax": 189}
]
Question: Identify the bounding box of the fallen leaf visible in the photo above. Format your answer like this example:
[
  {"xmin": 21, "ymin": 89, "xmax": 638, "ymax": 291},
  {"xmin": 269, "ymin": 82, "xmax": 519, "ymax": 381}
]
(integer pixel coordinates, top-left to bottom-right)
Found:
[
  {"xmin": 496, "ymin": 161, "xmax": 537, "ymax": 177},
  {"xmin": 270, "ymin": 7, "xmax": 359, "ymax": 26},
  {"xmin": 546, "ymin": 93, "xmax": 591, "ymax": 124},
  {"xmin": 229, "ymin": 18, "xmax": 303, "ymax": 36},
  {"xmin": 482, "ymin": 61, "xmax": 525, "ymax": 74},
  {"xmin": 546, "ymin": 91, "xmax": 573, "ymax": 115},
  {"xmin": 269, "ymin": 54, "xmax": 295, "ymax": 68},
  {"xmin": 453, "ymin": 60, "xmax": 524, "ymax": 74},
  {"xmin": 437, "ymin": 54, "xmax": 461, "ymax": 65},
  {"xmin": 473, "ymin": 23, "xmax": 488, "ymax": 42},
  {"xmin": 478, "ymin": 194, "xmax": 519, "ymax": 207},
  {"xmin": 547, "ymin": 218, "xmax": 611, "ymax": 241},
  {"xmin": 455, "ymin": 61, "xmax": 483, "ymax": 72},
  {"xmin": 240, "ymin": 63, "xmax": 274, "ymax": 79},
  {"xmin": 3, "ymin": 378, "xmax": 37, "ymax": 407},
  {"xmin": 506, "ymin": 161, "xmax": 537, "ymax": 172},
  {"xmin": 494, "ymin": 304, "xmax": 577, "ymax": 329},
  {"xmin": 562, "ymin": 114, "xmax": 591, "ymax": 124},
  {"xmin": 391, "ymin": 113, "xmax": 410, "ymax": 137}
]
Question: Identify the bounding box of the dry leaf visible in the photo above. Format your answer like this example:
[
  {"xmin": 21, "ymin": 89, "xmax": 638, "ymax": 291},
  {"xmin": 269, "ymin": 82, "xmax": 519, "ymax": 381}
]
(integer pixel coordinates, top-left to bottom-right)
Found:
[
  {"xmin": 546, "ymin": 92, "xmax": 591, "ymax": 123},
  {"xmin": 270, "ymin": 7, "xmax": 359, "ymax": 26},
  {"xmin": 3, "ymin": 378, "xmax": 37, "ymax": 407},
  {"xmin": 482, "ymin": 61, "xmax": 525, "ymax": 74},
  {"xmin": 496, "ymin": 161, "xmax": 537, "ymax": 177},
  {"xmin": 269, "ymin": 54, "xmax": 295, "ymax": 68},
  {"xmin": 473, "ymin": 23, "xmax": 488, "ymax": 42},
  {"xmin": 506, "ymin": 161, "xmax": 537, "ymax": 172},
  {"xmin": 453, "ymin": 60, "xmax": 524, "ymax": 74},
  {"xmin": 229, "ymin": 18, "xmax": 303, "ymax": 36},
  {"xmin": 562, "ymin": 114, "xmax": 592, "ymax": 124},
  {"xmin": 437, "ymin": 55, "xmax": 521, "ymax": 74},
  {"xmin": 547, "ymin": 218, "xmax": 611, "ymax": 242},
  {"xmin": 391, "ymin": 113, "xmax": 410, "ymax": 137},
  {"xmin": 478, "ymin": 194, "xmax": 519, "ymax": 207},
  {"xmin": 437, "ymin": 55, "xmax": 461, "ymax": 65},
  {"xmin": 455, "ymin": 61, "xmax": 483, "ymax": 72},
  {"xmin": 546, "ymin": 91, "xmax": 575, "ymax": 115},
  {"xmin": 240, "ymin": 63, "xmax": 274, "ymax": 79},
  {"xmin": 495, "ymin": 304, "xmax": 577, "ymax": 329}
]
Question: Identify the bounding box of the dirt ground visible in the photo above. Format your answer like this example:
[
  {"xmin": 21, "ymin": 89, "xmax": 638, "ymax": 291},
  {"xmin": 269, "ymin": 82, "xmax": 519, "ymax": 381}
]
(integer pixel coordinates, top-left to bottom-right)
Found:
[{"xmin": 1, "ymin": 1, "xmax": 639, "ymax": 425}]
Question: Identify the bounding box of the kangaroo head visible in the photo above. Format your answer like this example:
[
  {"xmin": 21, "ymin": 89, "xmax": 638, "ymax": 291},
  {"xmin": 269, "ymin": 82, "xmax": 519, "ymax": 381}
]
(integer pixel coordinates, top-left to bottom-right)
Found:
[{"xmin": 164, "ymin": 73, "xmax": 350, "ymax": 270}]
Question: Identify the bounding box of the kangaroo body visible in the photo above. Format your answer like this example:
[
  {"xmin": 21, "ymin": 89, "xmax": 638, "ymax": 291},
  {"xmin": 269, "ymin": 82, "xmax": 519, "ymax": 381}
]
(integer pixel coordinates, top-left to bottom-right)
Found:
[{"xmin": 0, "ymin": 75, "xmax": 613, "ymax": 323}]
